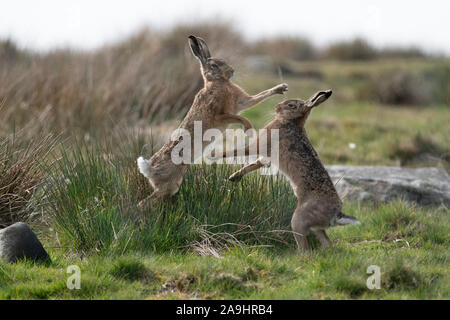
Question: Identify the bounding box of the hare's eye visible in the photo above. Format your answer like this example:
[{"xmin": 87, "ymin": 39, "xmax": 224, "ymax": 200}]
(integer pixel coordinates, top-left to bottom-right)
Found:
[
  {"xmin": 211, "ymin": 63, "xmax": 219, "ymax": 69},
  {"xmin": 288, "ymin": 103, "xmax": 295, "ymax": 108}
]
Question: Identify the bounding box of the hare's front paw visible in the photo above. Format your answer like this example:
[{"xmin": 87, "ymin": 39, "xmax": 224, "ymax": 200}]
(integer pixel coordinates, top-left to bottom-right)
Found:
[{"xmin": 273, "ymin": 83, "xmax": 288, "ymax": 95}]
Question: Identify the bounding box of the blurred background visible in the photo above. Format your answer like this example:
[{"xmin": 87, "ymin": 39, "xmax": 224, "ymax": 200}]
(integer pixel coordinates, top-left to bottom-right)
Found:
[{"xmin": 1, "ymin": 0, "xmax": 449, "ymax": 169}]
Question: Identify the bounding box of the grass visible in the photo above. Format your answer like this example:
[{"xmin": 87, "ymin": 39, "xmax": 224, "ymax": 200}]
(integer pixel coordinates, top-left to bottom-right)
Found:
[
  {"xmin": 0, "ymin": 199, "xmax": 448, "ymax": 299},
  {"xmin": 0, "ymin": 23, "xmax": 244, "ymax": 140},
  {"xmin": 0, "ymin": 100, "xmax": 448, "ymax": 299},
  {"xmin": 0, "ymin": 132, "xmax": 56, "ymax": 227},
  {"xmin": 236, "ymin": 57, "xmax": 450, "ymax": 170},
  {"xmin": 240, "ymin": 100, "xmax": 450, "ymax": 170},
  {"xmin": 41, "ymin": 133, "xmax": 450, "ymax": 254},
  {"xmin": 0, "ymin": 133, "xmax": 448, "ymax": 299},
  {"xmin": 42, "ymin": 137, "xmax": 296, "ymax": 255}
]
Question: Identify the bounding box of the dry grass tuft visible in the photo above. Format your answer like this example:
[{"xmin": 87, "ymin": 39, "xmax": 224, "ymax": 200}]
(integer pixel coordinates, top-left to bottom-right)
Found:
[
  {"xmin": 389, "ymin": 133, "xmax": 450, "ymax": 169},
  {"xmin": 0, "ymin": 23, "xmax": 243, "ymax": 140},
  {"xmin": 0, "ymin": 133, "xmax": 56, "ymax": 227}
]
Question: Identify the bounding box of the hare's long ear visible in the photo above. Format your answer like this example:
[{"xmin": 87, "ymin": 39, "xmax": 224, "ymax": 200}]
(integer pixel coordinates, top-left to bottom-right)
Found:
[
  {"xmin": 196, "ymin": 37, "xmax": 211, "ymax": 59},
  {"xmin": 306, "ymin": 90, "xmax": 332, "ymax": 108},
  {"xmin": 188, "ymin": 35, "xmax": 210, "ymax": 65}
]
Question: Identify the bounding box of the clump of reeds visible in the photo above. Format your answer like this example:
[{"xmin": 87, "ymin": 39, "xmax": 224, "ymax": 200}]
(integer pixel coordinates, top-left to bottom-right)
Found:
[
  {"xmin": 0, "ymin": 22, "xmax": 243, "ymax": 141},
  {"xmin": 0, "ymin": 132, "xmax": 56, "ymax": 227}
]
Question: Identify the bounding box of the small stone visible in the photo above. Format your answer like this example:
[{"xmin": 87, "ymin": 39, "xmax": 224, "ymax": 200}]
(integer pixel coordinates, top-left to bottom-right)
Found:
[{"xmin": 0, "ymin": 222, "xmax": 50, "ymax": 263}]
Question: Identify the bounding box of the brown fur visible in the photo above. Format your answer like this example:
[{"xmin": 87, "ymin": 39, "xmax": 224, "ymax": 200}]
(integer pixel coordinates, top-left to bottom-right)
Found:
[
  {"xmin": 220, "ymin": 90, "xmax": 360, "ymax": 250},
  {"xmin": 137, "ymin": 35, "xmax": 288, "ymax": 207}
]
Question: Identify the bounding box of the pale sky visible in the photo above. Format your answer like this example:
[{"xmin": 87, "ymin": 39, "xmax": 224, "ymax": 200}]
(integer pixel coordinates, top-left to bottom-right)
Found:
[{"xmin": 1, "ymin": 0, "xmax": 449, "ymax": 54}]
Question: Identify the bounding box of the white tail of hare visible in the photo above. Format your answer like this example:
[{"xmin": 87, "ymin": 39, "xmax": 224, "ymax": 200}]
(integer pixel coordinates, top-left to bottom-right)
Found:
[
  {"xmin": 215, "ymin": 90, "xmax": 360, "ymax": 250},
  {"xmin": 137, "ymin": 35, "xmax": 288, "ymax": 208}
]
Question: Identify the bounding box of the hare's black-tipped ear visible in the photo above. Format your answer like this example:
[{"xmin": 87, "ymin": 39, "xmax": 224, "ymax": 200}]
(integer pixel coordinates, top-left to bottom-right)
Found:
[
  {"xmin": 196, "ymin": 37, "xmax": 211, "ymax": 59},
  {"xmin": 188, "ymin": 35, "xmax": 210, "ymax": 64},
  {"xmin": 188, "ymin": 35, "xmax": 204, "ymax": 62},
  {"xmin": 306, "ymin": 90, "xmax": 332, "ymax": 108}
]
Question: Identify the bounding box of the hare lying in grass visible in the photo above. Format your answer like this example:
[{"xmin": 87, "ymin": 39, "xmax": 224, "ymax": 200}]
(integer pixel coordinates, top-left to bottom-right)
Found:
[
  {"xmin": 215, "ymin": 90, "xmax": 360, "ymax": 250},
  {"xmin": 137, "ymin": 35, "xmax": 288, "ymax": 208}
]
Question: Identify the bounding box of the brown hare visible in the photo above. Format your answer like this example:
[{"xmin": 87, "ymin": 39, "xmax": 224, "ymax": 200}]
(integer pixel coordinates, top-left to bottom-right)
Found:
[
  {"xmin": 215, "ymin": 90, "xmax": 360, "ymax": 250},
  {"xmin": 137, "ymin": 35, "xmax": 288, "ymax": 208}
]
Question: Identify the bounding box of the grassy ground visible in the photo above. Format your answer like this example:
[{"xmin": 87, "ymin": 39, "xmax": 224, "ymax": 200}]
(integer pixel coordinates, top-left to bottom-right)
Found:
[
  {"xmin": 1, "ymin": 104, "xmax": 449, "ymax": 299},
  {"xmin": 1, "ymin": 201, "xmax": 448, "ymax": 299},
  {"xmin": 0, "ymin": 141, "xmax": 448, "ymax": 299}
]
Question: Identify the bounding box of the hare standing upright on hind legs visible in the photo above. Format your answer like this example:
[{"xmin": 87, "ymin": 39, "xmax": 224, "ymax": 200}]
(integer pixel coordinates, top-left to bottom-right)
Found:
[
  {"xmin": 137, "ymin": 35, "xmax": 288, "ymax": 208},
  {"xmin": 214, "ymin": 90, "xmax": 360, "ymax": 250}
]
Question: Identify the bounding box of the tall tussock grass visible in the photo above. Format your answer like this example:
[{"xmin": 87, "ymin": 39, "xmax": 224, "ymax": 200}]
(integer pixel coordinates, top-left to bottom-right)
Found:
[
  {"xmin": 43, "ymin": 133, "xmax": 296, "ymax": 255},
  {"xmin": 357, "ymin": 65, "xmax": 450, "ymax": 106},
  {"xmin": 0, "ymin": 132, "xmax": 56, "ymax": 227},
  {"xmin": 3, "ymin": 23, "xmax": 445, "ymax": 143},
  {"xmin": 0, "ymin": 22, "xmax": 243, "ymax": 140}
]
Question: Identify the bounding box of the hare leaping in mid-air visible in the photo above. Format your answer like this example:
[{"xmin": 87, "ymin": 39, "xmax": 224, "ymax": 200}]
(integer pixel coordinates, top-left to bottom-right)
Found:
[
  {"xmin": 213, "ymin": 90, "xmax": 360, "ymax": 250},
  {"xmin": 137, "ymin": 35, "xmax": 288, "ymax": 208}
]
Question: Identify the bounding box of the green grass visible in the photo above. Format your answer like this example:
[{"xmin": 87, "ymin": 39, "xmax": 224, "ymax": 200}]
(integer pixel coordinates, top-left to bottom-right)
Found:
[
  {"xmin": 1, "ymin": 199, "xmax": 448, "ymax": 299},
  {"xmin": 40, "ymin": 136, "xmax": 298, "ymax": 255},
  {"xmin": 0, "ymin": 136, "xmax": 448, "ymax": 299},
  {"xmin": 1, "ymin": 100, "xmax": 448, "ymax": 299}
]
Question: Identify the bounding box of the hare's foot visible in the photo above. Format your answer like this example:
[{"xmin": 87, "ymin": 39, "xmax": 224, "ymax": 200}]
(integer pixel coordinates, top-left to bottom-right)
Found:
[{"xmin": 312, "ymin": 229, "xmax": 332, "ymax": 249}]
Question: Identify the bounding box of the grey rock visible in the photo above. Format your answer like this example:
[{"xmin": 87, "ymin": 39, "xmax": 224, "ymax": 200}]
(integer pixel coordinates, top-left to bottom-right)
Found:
[
  {"xmin": 326, "ymin": 165, "xmax": 450, "ymax": 207},
  {"xmin": 0, "ymin": 222, "xmax": 50, "ymax": 263}
]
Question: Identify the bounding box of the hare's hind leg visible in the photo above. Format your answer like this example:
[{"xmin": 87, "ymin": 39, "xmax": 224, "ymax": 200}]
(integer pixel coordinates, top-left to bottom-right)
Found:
[
  {"xmin": 291, "ymin": 207, "xmax": 311, "ymax": 251},
  {"xmin": 138, "ymin": 184, "xmax": 181, "ymax": 209},
  {"xmin": 312, "ymin": 229, "xmax": 332, "ymax": 249},
  {"xmin": 138, "ymin": 166, "xmax": 187, "ymax": 208},
  {"xmin": 169, "ymin": 169, "xmax": 187, "ymax": 195},
  {"xmin": 138, "ymin": 189, "xmax": 166, "ymax": 208}
]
